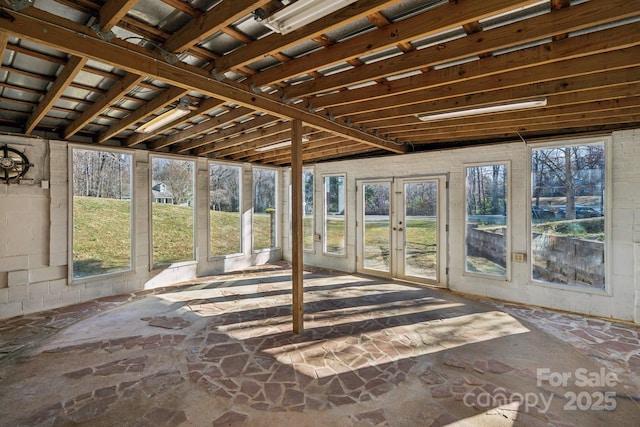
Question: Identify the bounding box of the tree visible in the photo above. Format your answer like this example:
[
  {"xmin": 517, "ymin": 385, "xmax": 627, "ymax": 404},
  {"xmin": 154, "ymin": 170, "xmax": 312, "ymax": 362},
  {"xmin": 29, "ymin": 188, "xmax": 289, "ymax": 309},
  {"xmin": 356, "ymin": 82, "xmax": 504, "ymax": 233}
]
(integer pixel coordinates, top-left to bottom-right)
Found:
[
  {"xmin": 210, "ymin": 164, "xmax": 240, "ymax": 211},
  {"xmin": 531, "ymin": 144, "xmax": 604, "ymax": 220},
  {"xmin": 72, "ymin": 149, "xmax": 131, "ymax": 199},
  {"xmin": 153, "ymin": 158, "xmax": 194, "ymax": 205}
]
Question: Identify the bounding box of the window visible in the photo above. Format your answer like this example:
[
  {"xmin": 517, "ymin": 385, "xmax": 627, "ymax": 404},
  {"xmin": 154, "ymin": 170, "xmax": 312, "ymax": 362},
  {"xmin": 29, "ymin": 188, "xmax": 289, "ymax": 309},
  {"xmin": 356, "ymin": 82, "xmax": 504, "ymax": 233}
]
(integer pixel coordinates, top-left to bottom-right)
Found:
[
  {"xmin": 71, "ymin": 146, "xmax": 132, "ymax": 279},
  {"xmin": 151, "ymin": 156, "xmax": 195, "ymax": 266},
  {"xmin": 324, "ymin": 174, "xmax": 346, "ymax": 255},
  {"xmin": 253, "ymin": 167, "xmax": 277, "ymax": 251},
  {"xmin": 530, "ymin": 141, "xmax": 606, "ymax": 290},
  {"xmin": 303, "ymin": 167, "xmax": 314, "ymax": 251},
  {"xmin": 209, "ymin": 162, "xmax": 242, "ymax": 257},
  {"xmin": 465, "ymin": 163, "xmax": 509, "ymax": 278}
]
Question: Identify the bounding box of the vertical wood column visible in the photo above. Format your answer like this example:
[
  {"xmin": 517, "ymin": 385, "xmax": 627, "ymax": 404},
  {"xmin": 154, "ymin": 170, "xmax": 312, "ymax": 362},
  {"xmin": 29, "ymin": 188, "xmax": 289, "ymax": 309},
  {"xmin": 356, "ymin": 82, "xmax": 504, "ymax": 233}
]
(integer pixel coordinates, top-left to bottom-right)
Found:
[{"xmin": 291, "ymin": 119, "xmax": 304, "ymax": 333}]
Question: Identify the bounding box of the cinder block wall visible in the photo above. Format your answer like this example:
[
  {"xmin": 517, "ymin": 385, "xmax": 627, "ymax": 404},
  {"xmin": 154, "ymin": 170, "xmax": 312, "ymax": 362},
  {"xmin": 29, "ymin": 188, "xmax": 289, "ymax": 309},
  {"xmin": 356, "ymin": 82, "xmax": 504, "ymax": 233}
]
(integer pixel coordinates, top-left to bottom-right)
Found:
[
  {"xmin": 0, "ymin": 138, "xmax": 280, "ymax": 319},
  {"xmin": 2, "ymin": 130, "xmax": 639, "ymax": 322},
  {"xmin": 282, "ymin": 130, "xmax": 640, "ymax": 324}
]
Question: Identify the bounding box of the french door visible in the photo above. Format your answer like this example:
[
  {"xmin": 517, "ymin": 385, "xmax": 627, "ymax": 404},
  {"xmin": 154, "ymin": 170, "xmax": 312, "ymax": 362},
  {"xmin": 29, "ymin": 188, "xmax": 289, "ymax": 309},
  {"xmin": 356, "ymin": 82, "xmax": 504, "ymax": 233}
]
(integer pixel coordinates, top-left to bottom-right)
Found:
[{"xmin": 357, "ymin": 176, "xmax": 447, "ymax": 287}]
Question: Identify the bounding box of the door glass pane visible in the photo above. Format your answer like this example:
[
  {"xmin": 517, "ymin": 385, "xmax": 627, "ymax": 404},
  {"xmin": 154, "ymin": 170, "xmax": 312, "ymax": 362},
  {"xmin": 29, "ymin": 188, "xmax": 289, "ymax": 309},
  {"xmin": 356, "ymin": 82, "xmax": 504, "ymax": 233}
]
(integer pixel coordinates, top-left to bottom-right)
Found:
[
  {"xmin": 71, "ymin": 148, "xmax": 132, "ymax": 279},
  {"xmin": 404, "ymin": 181, "xmax": 438, "ymax": 280},
  {"xmin": 465, "ymin": 164, "xmax": 508, "ymax": 277},
  {"xmin": 531, "ymin": 143, "xmax": 605, "ymax": 289},
  {"xmin": 363, "ymin": 183, "xmax": 390, "ymax": 272},
  {"xmin": 151, "ymin": 156, "xmax": 195, "ymax": 266},
  {"xmin": 209, "ymin": 163, "xmax": 242, "ymax": 256},
  {"xmin": 324, "ymin": 175, "xmax": 346, "ymax": 255}
]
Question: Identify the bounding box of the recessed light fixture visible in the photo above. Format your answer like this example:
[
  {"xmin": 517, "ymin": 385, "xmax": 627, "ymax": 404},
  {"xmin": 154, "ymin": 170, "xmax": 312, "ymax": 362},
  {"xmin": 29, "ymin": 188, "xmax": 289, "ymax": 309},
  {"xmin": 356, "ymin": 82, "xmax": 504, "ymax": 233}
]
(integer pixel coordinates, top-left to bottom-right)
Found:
[
  {"xmin": 417, "ymin": 98, "xmax": 548, "ymax": 121},
  {"xmin": 259, "ymin": 0, "xmax": 358, "ymax": 35}
]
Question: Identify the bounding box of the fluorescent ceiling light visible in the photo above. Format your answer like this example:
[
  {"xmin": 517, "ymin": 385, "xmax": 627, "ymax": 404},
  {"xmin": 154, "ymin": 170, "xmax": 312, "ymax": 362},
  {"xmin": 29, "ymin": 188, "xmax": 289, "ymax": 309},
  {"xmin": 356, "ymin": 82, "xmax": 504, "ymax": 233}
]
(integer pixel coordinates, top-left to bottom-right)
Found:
[
  {"xmin": 261, "ymin": 0, "xmax": 358, "ymax": 35},
  {"xmin": 136, "ymin": 102, "xmax": 190, "ymax": 133},
  {"xmin": 255, "ymin": 136, "xmax": 309, "ymax": 152},
  {"xmin": 417, "ymin": 98, "xmax": 547, "ymax": 121}
]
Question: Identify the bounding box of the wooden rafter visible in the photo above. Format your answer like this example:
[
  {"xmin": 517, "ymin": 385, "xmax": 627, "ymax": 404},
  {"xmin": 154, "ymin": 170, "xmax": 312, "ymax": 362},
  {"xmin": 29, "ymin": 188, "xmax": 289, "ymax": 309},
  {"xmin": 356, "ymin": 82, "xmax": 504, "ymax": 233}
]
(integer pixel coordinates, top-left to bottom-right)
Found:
[
  {"xmin": 25, "ymin": 55, "xmax": 88, "ymax": 134},
  {"xmin": 0, "ymin": 8, "xmax": 404, "ymax": 153},
  {"xmin": 214, "ymin": 0, "xmax": 401, "ymax": 73}
]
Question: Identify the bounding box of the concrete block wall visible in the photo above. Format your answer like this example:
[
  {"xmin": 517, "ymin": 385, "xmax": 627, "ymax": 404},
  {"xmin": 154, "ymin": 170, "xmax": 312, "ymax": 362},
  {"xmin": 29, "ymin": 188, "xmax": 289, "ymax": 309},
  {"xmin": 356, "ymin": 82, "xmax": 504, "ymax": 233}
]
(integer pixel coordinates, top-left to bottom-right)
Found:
[
  {"xmin": 2, "ymin": 130, "xmax": 638, "ymax": 322},
  {"xmin": 0, "ymin": 140, "xmax": 281, "ymax": 319},
  {"xmin": 284, "ymin": 129, "xmax": 640, "ymax": 324}
]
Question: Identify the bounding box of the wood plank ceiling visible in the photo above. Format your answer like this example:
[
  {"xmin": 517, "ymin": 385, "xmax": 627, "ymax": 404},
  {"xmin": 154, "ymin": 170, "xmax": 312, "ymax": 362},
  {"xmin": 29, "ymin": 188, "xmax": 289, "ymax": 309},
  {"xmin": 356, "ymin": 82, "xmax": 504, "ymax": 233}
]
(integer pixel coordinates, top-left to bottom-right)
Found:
[{"xmin": 0, "ymin": 0, "xmax": 639, "ymax": 166}]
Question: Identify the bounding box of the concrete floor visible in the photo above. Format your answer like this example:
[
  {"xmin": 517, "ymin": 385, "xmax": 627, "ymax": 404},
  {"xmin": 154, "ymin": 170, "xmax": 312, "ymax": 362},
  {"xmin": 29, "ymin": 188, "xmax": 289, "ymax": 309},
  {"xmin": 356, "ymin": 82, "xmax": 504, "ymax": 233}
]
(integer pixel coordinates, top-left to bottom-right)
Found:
[{"xmin": 0, "ymin": 264, "xmax": 639, "ymax": 426}]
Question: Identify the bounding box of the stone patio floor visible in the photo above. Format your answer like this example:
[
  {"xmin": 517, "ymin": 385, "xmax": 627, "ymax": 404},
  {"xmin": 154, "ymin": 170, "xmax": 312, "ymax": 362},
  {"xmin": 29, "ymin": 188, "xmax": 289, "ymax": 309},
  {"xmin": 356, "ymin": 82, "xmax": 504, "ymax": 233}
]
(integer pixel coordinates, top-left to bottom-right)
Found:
[{"xmin": 0, "ymin": 264, "xmax": 639, "ymax": 426}]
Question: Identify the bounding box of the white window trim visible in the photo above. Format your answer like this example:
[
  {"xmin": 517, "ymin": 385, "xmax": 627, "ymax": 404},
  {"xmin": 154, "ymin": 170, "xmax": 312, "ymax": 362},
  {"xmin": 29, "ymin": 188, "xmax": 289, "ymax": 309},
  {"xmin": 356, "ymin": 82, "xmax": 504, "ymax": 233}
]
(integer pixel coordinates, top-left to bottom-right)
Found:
[
  {"xmin": 252, "ymin": 165, "xmax": 280, "ymax": 252},
  {"xmin": 462, "ymin": 160, "xmax": 512, "ymax": 282},
  {"xmin": 526, "ymin": 135, "xmax": 612, "ymax": 296},
  {"xmin": 149, "ymin": 154, "xmax": 197, "ymax": 269},
  {"xmin": 68, "ymin": 143, "xmax": 135, "ymax": 284},
  {"xmin": 303, "ymin": 166, "xmax": 315, "ymax": 253},
  {"xmin": 208, "ymin": 160, "xmax": 244, "ymax": 260},
  {"xmin": 323, "ymin": 173, "xmax": 348, "ymax": 257}
]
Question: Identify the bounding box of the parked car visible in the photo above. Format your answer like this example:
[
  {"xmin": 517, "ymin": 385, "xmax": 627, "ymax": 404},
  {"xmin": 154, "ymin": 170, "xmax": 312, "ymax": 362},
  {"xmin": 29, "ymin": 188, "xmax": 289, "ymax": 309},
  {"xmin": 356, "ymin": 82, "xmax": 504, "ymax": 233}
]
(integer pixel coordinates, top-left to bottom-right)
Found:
[
  {"xmin": 532, "ymin": 205, "xmax": 555, "ymax": 220},
  {"xmin": 555, "ymin": 205, "xmax": 603, "ymax": 219}
]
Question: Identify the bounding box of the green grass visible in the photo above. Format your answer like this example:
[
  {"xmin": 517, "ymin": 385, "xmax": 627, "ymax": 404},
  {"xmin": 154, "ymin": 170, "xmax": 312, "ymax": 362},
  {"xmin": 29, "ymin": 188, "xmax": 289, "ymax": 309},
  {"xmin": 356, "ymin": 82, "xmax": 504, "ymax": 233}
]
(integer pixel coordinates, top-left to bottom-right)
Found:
[
  {"xmin": 252, "ymin": 212, "xmax": 273, "ymax": 250},
  {"xmin": 210, "ymin": 210, "xmax": 242, "ymax": 256},
  {"xmin": 151, "ymin": 203, "xmax": 194, "ymax": 265},
  {"xmin": 73, "ymin": 196, "xmax": 132, "ymax": 278},
  {"xmin": 532, "ymin": 217, "xmax": 604, "ymax": 241},
  {"xmin": 361, "ymin": 217, "xmax": 438, "ymax": 277}
]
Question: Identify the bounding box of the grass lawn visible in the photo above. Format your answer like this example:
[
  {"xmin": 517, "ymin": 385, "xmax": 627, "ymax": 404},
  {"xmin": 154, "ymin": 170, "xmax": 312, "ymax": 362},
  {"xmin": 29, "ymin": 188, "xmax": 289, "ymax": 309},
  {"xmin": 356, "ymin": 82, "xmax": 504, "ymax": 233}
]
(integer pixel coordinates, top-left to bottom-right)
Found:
[
  {"xmin": 362, "ymin": 216, "xmax": 438, "ymax": 277},
  {"xmin": 210, "ymin": 210, "xmax": 242, "ymax": 256},
  {"xmin": 151, "ymin": 203, "xmax": 194, "ymax": 265},
  {"xmin": 73, "ymin": 196, "xmax": 132, "ymax": 278},
  {"xmin": 75, "ymin": 199, "xmax": 441, "ymax": 279}
]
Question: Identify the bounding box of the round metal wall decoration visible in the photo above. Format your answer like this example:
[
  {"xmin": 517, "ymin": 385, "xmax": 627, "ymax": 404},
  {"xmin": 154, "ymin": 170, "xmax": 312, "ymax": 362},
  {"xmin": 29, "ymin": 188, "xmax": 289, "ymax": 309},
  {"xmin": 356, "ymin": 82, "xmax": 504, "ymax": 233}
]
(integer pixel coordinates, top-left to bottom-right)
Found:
[{"xmin": 0, "ymin": 145, "xmax": 31, "ymax": 184}]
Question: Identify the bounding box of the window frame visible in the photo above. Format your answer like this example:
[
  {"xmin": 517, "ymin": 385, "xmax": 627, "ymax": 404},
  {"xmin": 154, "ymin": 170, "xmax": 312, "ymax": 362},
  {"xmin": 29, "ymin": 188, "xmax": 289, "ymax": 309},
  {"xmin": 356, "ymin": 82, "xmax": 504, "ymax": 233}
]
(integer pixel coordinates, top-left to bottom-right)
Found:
[
  {"xmin": 303, "ymin": 166, "xmax": 315, "ymax": 253},
  {"xmin": 527, "ymin": 136, "xmax": 611, "ymax": 295},
  {"xmin": 323, "ymin": 173, "xmax": 347, "ymax": 257},
  {"xmin": 208, "ymin": 160, "xmax": 243, "ymax": 259},
  {"xmin": 68, "ymin": 144, "xmax": 135, "ymax": 283},
  {"xmin": 463, "ymin": 160, "xmax": 511, "ymax": 281},
  {"xmin": 252, "ymin": 165, "xmax": 280, "ymax": 252},
  {"xmin": 149, "ymin": 154, "xmax": 196, "ymax": 269}
]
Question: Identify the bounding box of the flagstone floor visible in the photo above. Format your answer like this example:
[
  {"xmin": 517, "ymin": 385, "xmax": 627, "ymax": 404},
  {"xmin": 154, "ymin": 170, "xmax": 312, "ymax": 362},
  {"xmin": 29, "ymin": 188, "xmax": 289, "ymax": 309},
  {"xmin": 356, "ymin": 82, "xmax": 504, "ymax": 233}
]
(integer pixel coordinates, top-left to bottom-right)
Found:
[{"xmin": 0, "ymin": 264, "xmax": 638, "ymax": 426}]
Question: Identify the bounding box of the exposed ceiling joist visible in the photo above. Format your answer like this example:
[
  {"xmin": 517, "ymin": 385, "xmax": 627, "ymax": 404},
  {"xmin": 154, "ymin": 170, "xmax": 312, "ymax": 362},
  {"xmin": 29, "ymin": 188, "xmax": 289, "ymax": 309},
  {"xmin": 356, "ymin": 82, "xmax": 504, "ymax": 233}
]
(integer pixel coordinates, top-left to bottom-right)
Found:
[{"xmin": 0, "ymin": 8, "xmax": 404, "ymax": 153}]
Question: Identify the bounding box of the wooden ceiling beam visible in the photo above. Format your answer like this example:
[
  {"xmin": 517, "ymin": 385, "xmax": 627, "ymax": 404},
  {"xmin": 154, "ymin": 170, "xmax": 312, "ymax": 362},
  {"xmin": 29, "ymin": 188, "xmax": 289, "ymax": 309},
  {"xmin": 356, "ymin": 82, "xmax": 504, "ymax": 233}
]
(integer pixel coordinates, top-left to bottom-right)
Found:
[
  {"xmin": 214, "ymin": 0, "xmax": 400, "ymax": 73},
  {"xmin": 313, "ymin": 21, "xmax": 640, "ymax": 111},
  {"xmin": 99, "ymin": 0, "xmax": 139, "ymax": 32},
  {"xmin": 207, "ymin": 126, "xmax": 316, "ymax": 158},
  {"xmin": 25, "ymin": 55, "xmax": 88, "ymax": 134},
  {"xmin": 332, "ymin": 45, "xmax": 640, "ymax": 119},
  {"xmin": 241, "ymin": 136, "xmax": 343, "ymax": 163},
  {"xmin": 386, "ymin": 97, "xmax": 640, "ymax": 136},
  {"xmin": 0, "ymin": 33, "xmax": 8, "ymax": 60},
  {"xmin": 408, "ymin": 111, "xmax": 640, "ymax": 143},
  {"xmin": 96, "ymin": 86, "xmax": 188, "ymax": 142},
  {"xmin": 273, "ymin": 144, "xmax": 376, "ymax": 166},
  {"xmin": 249, "ymin": 0, "xmax": 542, "ymax": 89},
  {"xmin": 163, "ymin": 0, "xmax": 271, "ymax": 53},
  {"xmin": 127, "ymin": 96, "xmax": 227, "ymax": 148},
  {"xmin": 173, "ymin": 114, "xmax": 280, "ymax": 153},
  {"xmin": 64, "ymin": 73, "xmax": 145, "ymax": 138},
  {"xmin": 346, "ymin": 67, "xmax": 640, "ymax": 125},
  {"xmin": 1, "ymin": 8, "xmax": 403, "ymax": 152},
  {"xmin": 372, "ymin": 83, "xmax": 640, "ymax": 132},
  {"xmin": 198, "ymin": 122, "xmax": 310, "ymax": 156},
  {"xmin": 286, "ymin": 0, "xmax": 639, "ymax": 99}
]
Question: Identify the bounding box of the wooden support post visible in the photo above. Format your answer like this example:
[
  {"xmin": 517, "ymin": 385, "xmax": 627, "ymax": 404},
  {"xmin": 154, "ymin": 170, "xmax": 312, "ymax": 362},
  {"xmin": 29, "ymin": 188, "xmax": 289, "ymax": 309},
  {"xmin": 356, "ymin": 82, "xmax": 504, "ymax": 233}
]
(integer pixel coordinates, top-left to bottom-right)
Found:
[{"xmin": 291, "ymin": 119, "xmax": 304, "ymax": 334}]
